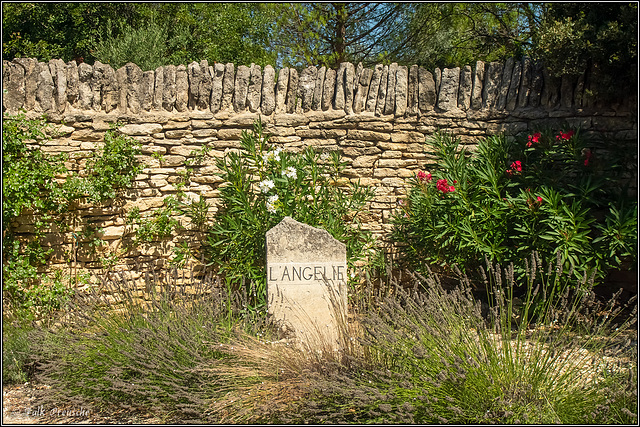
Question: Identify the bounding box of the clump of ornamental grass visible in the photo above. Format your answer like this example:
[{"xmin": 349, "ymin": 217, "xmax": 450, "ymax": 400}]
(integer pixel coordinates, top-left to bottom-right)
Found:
[
  {"xmin": 212, "ymin": 253, "xmax": 637, "ymax": 424},
  {"xmin": 26, "ymin": 263, "xmax": 286, "ymax": 423}
]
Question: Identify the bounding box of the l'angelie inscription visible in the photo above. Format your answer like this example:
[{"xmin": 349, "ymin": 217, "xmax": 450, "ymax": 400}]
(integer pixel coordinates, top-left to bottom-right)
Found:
[
  {"xmin": 268, "ymin": 262, "xmax": 346, "ymax": 284},
  {"xmin": 265, "ymin": 217, "xmax": 347, "ymax": 346}
]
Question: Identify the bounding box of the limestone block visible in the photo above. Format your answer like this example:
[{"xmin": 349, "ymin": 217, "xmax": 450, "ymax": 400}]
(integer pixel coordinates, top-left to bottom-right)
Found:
[
  {"xmin": 406, "ymin": 65, "xmax": 419, "ymax": 116},
  {"xmin": 418, "ymin": 67, "xmax": 436, "ymax": 113},
  {"xmin": 187, "ymin": 61, "xmax": 201, "ymax": 110},
  {"xmin": 261, "ymin": 65, "xmax": 276, "ymax": 115},
  {"xmin": 49, "ymin": 59, "xmax": 67, "ymax": 113},
  {"xmin": 197, "ymin": 60, "xmax": 212, "ymax": 110},
  {"xmin": 560, "ymin": 74, "xmax": 575, "ymax": 109},
  {"xmin": 374, "ymin": 65, "xmax": 389, "ymax": 116},
  {"xmin": 458, "ymin": 65, "xmax": 473, "ymax": 110},
  {"xmin": 366, "ymin": 64, "xmax": 384, "ymax": 113},
  {"xmin": 175, "ymin": 64, "xmax": 188, "ymax": 112},
  {"xmin": 71, "ymin": 129, "xmax": 103, "ymax": 141},
  {"xmin": 528, "ymin": 62, "xmax": 543, "ymax": 108},
  {"xmin": 220, "ymin": 63, "xmax": 235, "ymax": 111},
  {"xmin": 217, "ymin": 128, "xmax": 244, "ymax": 139},
  {"xmin": 162, "ymin": 64, "xmax": 177, "ymax": 112},
  {"xmin": 298, "ymin": 66, "xmax": 317, "ymax": 112},
  {"xmin": 383, "ymin": 63, "xmax": 398, "ymax": 115},
  {"xmin": 541, "ymin": 67, "xmax": 561, "ymax": 108},
  {"xmin": 11, "ymin": 59, "xmax": 35, "ymax": 111},
  {"xmin": 516, "ymin": 58, "xmax": 531, "ymax": 109},
  {"xmin": 319, "ymin": 68, "xmax": 335, "ymax": 112},
  {"xmin": 275, "ymin": 67, "xmax": 289, "ymax": 113},
  {"xmin": 286, "ymin": 68, "xmax": 299, "ymax": 114},
  {"xmin": 140, "ymin": 70, "xmax": 155, "ymax": 111},
  {"xmin": 482, "ymin": 61, "xmax": 503, "ymax": 110},
  {"xmin": 36, "ymin": 61, "xmax": 55, "ymax": 113},
  {"xmin": 395, "ymin": 65, "xmax": 408, "ymax": 116},
  {"xmin": 357, "ymin": 121, "xmax": 393, "ymax": 131},
  {"xmin": 247, "ymin": 64, "xmax": 262, "ymax": 113},
  {"xmin": 192, "ymin": 128, "xmax": 217, "ymax": 138},
  {"xmin": 116, "ymin": 65, "xmax": 127, "ymax": 112},
  {"xmin": 334, "ymin": 62, "xmax": 347, "ymax": 110},
  {"xmin": 344, "ymin": 62, "xmax": 356, "ymax": 115},
  {"xmin": 234, "ymin": 64, "xmax": 251, "ymax": 111},
  {"xmin": 437, "ymin": 67, "xmax": 460, "ymax": 111},
  {"xmin": 471, "ymin": 61, "xmax": 485, "ymax": 110},
  {"xmin": 139, "ymin": 145, "xmax": 166, "ymax": 155},
  {"xmin": 102, "ymin": 226, "xmax": 125, "ymax": 240},
  {"xmin": 352, "ymin": 155, "xmax": 378, "ymax": 168},
  {"xmin": 347, "ymin": 129, "xmax": 390, "ymax": 141},
  {"xmin": 65, "ymin": 60, "xmax": 79, "ymax": 107},
  {"xmin": 3, "ymin": 60, "xmax": 25, "ymax": 112},
  {"xmin": 210, "ymin": 63, "xmax": 225, "ymax": 113},
  {"xmin": 125, "ymin": 62, "xmax": 143, "ymax": 114},
  {"xmin": 311, "ymin": 66, "xmax": 326, "ymax": 111},
  {"xmin": 496, "ymin": 57, "xmax": 514, "ymax": 110},
  {"xmin": 153, "ymin": 66, "xmax": 164, "ymax": 110},
  {"xmin": 274, "ymin": 113, "xmax": 309, "ymax": 127},
  {"xmin": 391, "ymin": 131, "xmax": 425, "ymax": 143},
  {"xmin": 119, "ymin": 123, "xmax": 163, "ymax": 135},
  {"xmin": 506, "ymin": 60, "xmax": 522, "ymax": 111}
]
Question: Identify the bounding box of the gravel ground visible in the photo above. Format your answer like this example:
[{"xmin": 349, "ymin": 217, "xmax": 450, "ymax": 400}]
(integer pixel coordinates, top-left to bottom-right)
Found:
[{"xmin": 2, "ymin": 383, "xmax": 165, "ymax": 425}]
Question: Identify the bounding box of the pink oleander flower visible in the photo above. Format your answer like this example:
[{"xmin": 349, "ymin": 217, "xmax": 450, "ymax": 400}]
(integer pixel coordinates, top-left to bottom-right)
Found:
[
  {"xmin": 417, "ymin": 170, "xmax": 432, "ymax": 182},
  {"xmin": 556, "ymin": 130, "xmax": 575, "ymax": 141},
  {"xmin": 583, "ymin": 148, "xmax": 592, "ymax": 166},
  {"xmin": 527, "ymin": 132, "xmax": 541, "ymax": 147},
  {"xmin": 436, "ymin": 179, "xmax": 454, "ymax": 193},
  {"xmin": 506, "ymin": 160, "xmax": 522, "ymax": 176},
  {"xmin": 537, "ymin": 196, "xmax": 543, "ymax": 203}
]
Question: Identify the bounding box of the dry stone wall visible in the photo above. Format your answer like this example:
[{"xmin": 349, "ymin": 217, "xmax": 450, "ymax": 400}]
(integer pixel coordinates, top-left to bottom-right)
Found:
[{"xmin": 3, "ymin": 57, "xmax": 637, "ymax": 278}]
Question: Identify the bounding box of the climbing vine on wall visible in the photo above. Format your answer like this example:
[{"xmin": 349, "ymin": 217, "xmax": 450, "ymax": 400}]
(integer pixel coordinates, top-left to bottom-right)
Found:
[{"xmin": 2, "ymin": 112, "xmax": 141, "ymax": 319}]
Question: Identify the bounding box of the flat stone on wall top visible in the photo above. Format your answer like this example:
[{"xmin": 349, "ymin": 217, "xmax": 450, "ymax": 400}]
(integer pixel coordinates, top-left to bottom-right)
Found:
[{"xmin": 1, "ymin": 56, "xmax": 629, "ymax": 116}]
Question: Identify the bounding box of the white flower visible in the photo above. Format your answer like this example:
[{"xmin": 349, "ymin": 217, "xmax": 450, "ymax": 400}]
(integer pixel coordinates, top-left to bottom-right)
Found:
[
  {"xmin": 320, "ymin": 152, "xmax": 330, "ymax": 161},
  {"xmin": 258, "ymin": 179, "xmax": 275, "ymax": 193},
  {"xmin": 282, "ymin": 166, "xmax": 297, "ymax": 179},
  {"xmin": 266, "ymin": 194, "xmax": 279, "ymax": 213},
  {"xmin": 263, "ymin": 148, "xmax": 282, "ymax": 163}
]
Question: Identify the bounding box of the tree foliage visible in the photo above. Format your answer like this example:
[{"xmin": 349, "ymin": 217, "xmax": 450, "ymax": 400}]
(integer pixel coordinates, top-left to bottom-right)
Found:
[
  {"xmin": 400, "ymin": 3, "xmax": 540, "ymax": 68},
  {"xmin": 271, "ymin": 3, "xmax": 411, "ymax": 68},
  {"xmin": 533, "ymin": 3, "xmax": 637, "ymax": 99},
  {"xmin": 2, "ymin": 3, "xmax": 277, "ymax": 69}
]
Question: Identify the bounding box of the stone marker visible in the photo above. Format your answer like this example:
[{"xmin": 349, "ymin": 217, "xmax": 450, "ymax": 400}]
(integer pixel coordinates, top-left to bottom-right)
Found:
[{"xmin": 266, "ymin": 217, "xmax": 347, "ymax": 347}]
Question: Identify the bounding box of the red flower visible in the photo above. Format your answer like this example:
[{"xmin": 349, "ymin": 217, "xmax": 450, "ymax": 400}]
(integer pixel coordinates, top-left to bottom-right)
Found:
[
  {"xmin": 556, "ymin": 130, "xmax": 575, "ymax": 141},
  {"xmin": 436, "ymin": 179, "xmax": 454, "ymax": 193},
  {"xmin": 506, "ymin": 160, "xmax": 522, "ymax": 176},
  {"xmin": 527, "ymin": 132, "xmax": 541, "ymax": 147},
  {"xmin": 537, "ymin": 196, "xmax": 543, "ymax": 203},
  {"xmin": 583, "ymin": 149, "xmax": 592, "ymax": 166},
  {"xmin": 417, "ymin": 171, "xmax": 432, "ymax": 182}
]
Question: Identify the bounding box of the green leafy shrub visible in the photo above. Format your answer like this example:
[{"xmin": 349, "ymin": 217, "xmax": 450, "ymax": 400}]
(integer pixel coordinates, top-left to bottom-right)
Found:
[
  {"xmin": 206, "ymin": 118, "xmax": 380, "ymax": 308},
  {"xmin": 392, "ymin": 129, "xmax": 637, "ymax": 291}
]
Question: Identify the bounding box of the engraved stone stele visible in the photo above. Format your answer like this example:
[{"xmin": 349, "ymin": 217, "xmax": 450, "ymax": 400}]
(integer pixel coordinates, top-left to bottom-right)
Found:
[{"xmin": 266, "ymin": 217, "xmax": 347, "ymax": 347}]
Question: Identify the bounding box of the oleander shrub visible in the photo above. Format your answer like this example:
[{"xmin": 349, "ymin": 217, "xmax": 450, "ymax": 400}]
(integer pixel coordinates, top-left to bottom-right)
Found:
[
  {"xmin": 393, "ymin": 129, "xmax": 637, "ymax": 295},
  {"xmin": 206, "ymin": 118, "xmax": 382, "ymax": 311}
]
